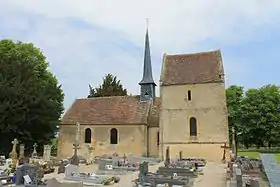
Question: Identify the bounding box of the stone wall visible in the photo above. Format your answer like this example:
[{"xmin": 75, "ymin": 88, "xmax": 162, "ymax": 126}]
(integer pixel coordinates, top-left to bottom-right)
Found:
[
  {"xmin": 58, "ymin": 124, "xmax": 147, "ymax": 158},
  {"xmin": 159, "ymin": 82, "xmax": 229, "ymax": 161},
  {"xmin": 148, "ymin": 127, "xmax": 159, "ymax": 157}
]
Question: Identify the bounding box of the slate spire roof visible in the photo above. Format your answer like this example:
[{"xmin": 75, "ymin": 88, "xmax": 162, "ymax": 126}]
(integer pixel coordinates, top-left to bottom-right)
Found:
[{"xmin": 139, "ymin": 28, "xmax": 156, "ymax": 85}]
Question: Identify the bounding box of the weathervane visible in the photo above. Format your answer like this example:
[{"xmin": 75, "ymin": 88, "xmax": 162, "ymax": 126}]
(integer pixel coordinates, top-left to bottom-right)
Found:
[{"xmin": 145, "ymin": 18, "xmax": 149, "ymax": 29}]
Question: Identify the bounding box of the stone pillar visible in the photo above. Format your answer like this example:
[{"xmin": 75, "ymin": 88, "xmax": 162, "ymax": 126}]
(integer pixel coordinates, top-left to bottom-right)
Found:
[
  {"xmin": 19, "ymin": 144, "xmax": 25, "ymax": 159},
  {"xmin": 43, "ymin": 145, "xmax": 52, "ymax": 161}
]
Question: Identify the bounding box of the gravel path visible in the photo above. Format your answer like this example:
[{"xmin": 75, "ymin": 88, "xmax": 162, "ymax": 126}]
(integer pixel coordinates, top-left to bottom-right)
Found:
[{"xmin": 194, "ymin": 162, "xmax": 227, "ymax": 187}]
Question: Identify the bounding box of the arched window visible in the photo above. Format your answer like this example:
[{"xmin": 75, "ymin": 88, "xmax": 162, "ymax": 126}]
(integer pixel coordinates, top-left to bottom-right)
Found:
[
  {"xmin": 157, "ymin": 132, "xmax": 160, "ymax": 146},
  {"xmin": 190, "ymin": 117, "xmax": 197, "ymax": 136},
  {"xmin": 85, "ymin": 128, "xmax": 92, "ymax": 143},
  {"xmin": 110, "ymin": 128, "xmax": 118, "ymax": 144}
]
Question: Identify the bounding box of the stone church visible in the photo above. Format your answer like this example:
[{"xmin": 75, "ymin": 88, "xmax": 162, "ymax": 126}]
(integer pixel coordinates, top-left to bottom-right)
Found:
[{"xmin": 58, "ymin": 28, "xmax": 229, "ymax": 162}]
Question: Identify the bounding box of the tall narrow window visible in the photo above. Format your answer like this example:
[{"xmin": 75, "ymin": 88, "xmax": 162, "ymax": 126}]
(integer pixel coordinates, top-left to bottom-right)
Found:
[
  {"xmin": 157, "ymin": 132, "xmax": 160, "ymax": 146},
  {"xmin": 110, "ymin": 128, "xmax": 118, "ymax": 144},
  {"xmin": 187, "ymin": 90, "xmax": 192, "ymax": 101},
  {"xmin": 190, "ymin": 117, "xmax": 197, "ymax": 136},
  {"xmin": 85, "ymin": 128, "xmax": 92, "ymax": 143}
]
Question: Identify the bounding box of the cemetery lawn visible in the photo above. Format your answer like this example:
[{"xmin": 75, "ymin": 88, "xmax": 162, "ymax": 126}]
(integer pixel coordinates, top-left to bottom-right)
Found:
[{"xmin": 238, "ymin": 151, "xmax": 280, "ymax": 162}]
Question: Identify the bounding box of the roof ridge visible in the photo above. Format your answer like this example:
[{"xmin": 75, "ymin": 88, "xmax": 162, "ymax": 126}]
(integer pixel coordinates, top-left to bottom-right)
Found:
[
  {"xmin": 77, "ymin": 95, "xmax": 140, "ymax": 100},
  {"xmin": 165, "ymin": 49, "xmax": 220, "ymax": 57}
]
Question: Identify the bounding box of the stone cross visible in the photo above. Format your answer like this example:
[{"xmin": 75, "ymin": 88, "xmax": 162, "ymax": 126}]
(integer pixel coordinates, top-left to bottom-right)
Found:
[
  {"xmin": 11, "ymin": 138, "xmax": 18, "ymax": 167},
  {"xmin": 31, "ymin": 143, "xmax": 38, "ymax": 158},
  {"xmin": 43, "ymin": 145, "xmax": 52, "ymax": 161},
  {"xmin": 19, "ymin": 144, "xmax": 25, "ymax": 159},
  {"xmin": 75, "ymin": 122, "xmax": 81, "ymax": 143},
  {"xmin": 70, "ymin": 122, "xmax": 81, "ymax": 166},
  {"xmin": 221, "ymin": 143, "xmax": 230, "ymax": 161}
]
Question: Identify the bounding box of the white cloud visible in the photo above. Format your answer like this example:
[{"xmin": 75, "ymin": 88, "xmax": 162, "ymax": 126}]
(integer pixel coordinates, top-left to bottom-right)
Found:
[{"xmin": 1, "ymin": 0, "xmax": 280, "ymax": 108}]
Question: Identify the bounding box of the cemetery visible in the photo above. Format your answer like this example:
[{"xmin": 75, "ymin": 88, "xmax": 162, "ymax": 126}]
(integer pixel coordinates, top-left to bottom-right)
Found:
[
  {"xmin": 225, "ymin": 152, "xmax": 280, "ymax": 187},
  {"xmin": 2, "ymin": 121, "xmax": 280, "ymax": 187},
  {"xmin": 0, "ymin": 136, "xmax": 213, "ymax": 187}
]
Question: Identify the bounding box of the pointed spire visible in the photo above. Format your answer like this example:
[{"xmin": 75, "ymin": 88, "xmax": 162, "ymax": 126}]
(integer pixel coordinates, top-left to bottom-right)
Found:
[{"xmin": 139, "ymin": 19, "xmax": 156, "ymax": 85}]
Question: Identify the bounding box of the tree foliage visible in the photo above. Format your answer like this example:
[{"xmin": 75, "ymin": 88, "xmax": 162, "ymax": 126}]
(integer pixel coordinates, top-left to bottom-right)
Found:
[
  {"xmin": 226, "ymin": 84, "xmax": 280, "ymax": 148},
  {"xmin": 0, "ymin": 40, "xmax": 64, "ymax": 155},
  {"xmin": 88, "ymin": 73, "xmax": 127, "ymax": 98}
]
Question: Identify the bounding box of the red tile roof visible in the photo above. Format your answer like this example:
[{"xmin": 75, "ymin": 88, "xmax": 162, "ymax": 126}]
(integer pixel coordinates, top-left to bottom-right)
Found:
[
  {"xmin": 61, "ymin": 95, "xmax": 159, "ymax": 125},
  {"xmin": 160, "ymin": 50, "xmax": 224, "ymax": 85}
]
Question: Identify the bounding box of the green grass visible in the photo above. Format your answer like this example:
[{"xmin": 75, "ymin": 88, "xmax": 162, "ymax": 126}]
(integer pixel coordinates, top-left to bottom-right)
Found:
[{"xmin": 238, "ymin": 151, "xmax": 280, "ymax": 162}]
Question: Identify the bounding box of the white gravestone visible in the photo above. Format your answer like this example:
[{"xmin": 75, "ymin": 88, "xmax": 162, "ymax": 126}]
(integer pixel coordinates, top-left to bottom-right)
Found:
[
  {"xmin": 43, "ymin": 145, "xmax": 52, "ymax": 161},
  {"xmin": 19, "ymin": 144, "xmax": 25, "ymax": 158},
  {"xmin": 65, "ymin": 164, "xmax": 78, "ymax": 179}
]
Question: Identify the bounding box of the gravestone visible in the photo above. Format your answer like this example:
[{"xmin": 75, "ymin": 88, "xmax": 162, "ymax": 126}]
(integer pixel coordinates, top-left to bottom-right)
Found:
[
  {"xmin": 64, "ymin": 164, "xmax": 78, "ymax": 179},
  {"xmin": 85, "ymin": 144, "xmax": 94, "ymax": 164},
  {"xmin": 57, "ymin": 161, "xmax": 65, "ymax": 174},
  {"xmin": 19, "ymin": 144, "xmax": 25, "ymax": 159},
  {"xmin": 236, "ymin": 167, "xmax": 242, "ymax": 187},
  {"xmin": 70, "ymin": 144, "xmax": 79, "ymax": 166},
  {"xmin": 5, "ymin": 158, "xmax": 12, "ymax": 168},
  {"xmin": 43, "ymin": 145, "xmax": 52, "ymax": 161},
  {"xmin": 10, "ymin": 138, "xmax": 18, "ymax": 168},
  {"xmin": 15, "ymin": 163, "xmax": 43, "ymax": 185},
  {"xmin": 31, "ymin": 143, "xmax": 38, "ymax": 158},
  {"xmin": 47, "ymin": 178, "xmax": 83, "ymax": 187}
]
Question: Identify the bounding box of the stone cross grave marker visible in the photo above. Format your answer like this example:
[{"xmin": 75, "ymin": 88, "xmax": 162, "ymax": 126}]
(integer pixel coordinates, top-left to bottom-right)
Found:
[
  {"xmin": 70, "ymin": 122, "xmax": 81, "ymax": 166},
  {"xmin": 19, "ymin": 144, "xmax": 25, "ymax": 159},
  {"xmin": 221, "ymin": 143, "xmax": 230, "ymax": 161},
  {"xmin": 11, "ymin": 138, "xmax": 18, "ymax": 168},
  {"xmin": 31, "ymin": 143, "xmax": 38, "ymax": 158},
  {"xmin": 164, "ymin": 146, "xmax": 170, "ymax": 167},
  {"xmin": 43, "ymin": 145, "xmax": 52, "ymax": 161}
]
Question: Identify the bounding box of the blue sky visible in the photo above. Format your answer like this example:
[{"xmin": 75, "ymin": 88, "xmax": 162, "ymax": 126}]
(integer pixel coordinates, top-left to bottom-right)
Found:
[{"xmin": 1, "ymin": 0, "xmax": 280, "ymax": 110}]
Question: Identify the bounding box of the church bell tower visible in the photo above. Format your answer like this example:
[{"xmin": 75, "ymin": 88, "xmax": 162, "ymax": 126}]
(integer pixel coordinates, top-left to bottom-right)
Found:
[{"xmin": 139, "ymin": 23, "xmax": 156, "ymax": 101}]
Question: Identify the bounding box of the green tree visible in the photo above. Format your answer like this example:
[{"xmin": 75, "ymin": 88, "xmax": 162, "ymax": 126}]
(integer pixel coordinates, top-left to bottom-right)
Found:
[
  {"xmin": 88, "ymin": 73, "xmax": 127, "ymax": 98},
  {"xmin": 0, "ymin": 40, "xmax": 64, "ymax": 155},
  {"xmin": 240, "ymin": 85, "xmax": 280, "ymax": 148},
  {"xmin": 226, "ymin": 85, "xmax": 244, "ymax": 147}
]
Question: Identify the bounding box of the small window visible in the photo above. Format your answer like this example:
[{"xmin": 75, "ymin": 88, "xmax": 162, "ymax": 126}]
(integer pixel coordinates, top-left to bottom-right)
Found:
[
  {"xmin": 110, "ymin": 128, "xmax": 118, "ymax": 144},
  {"xmin": 85, "ymin": 128, "xmax": 92, "ymax": 143},
  {"xmin": 157, "ymin": 132, "xmax": 160, "ymax": 146},
  {"xmin": 190, "ymin": 117, "xmax": 197, "ymax": 136},
  {"xmin": 187, "ymin": 90, "xmax": 192, "ymax": 101},
  {"xmin": 145, "ymin": 92, "xmax": 149, "ymax": 96}
]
